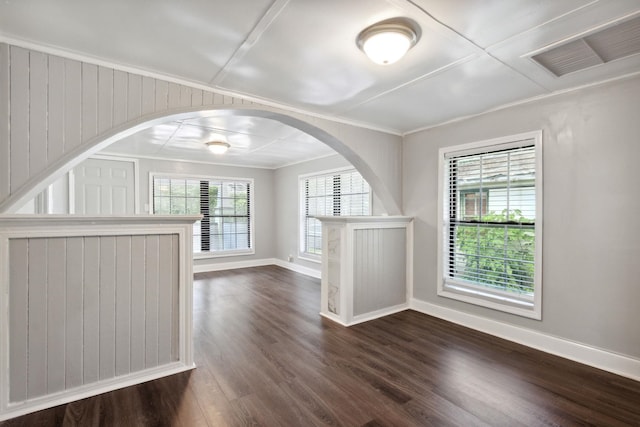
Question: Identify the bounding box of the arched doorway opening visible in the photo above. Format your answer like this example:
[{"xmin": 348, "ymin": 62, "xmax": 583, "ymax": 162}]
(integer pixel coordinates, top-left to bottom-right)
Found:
[{"xmin": 3, "ymin": 107, "xmax": 400, "ymax": 217}]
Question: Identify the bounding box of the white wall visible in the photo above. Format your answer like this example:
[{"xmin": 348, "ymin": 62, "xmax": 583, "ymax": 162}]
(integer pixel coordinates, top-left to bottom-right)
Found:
[
  {"xmin": 23, "ymin": 152, "xmax": 383, "ymax": 272},
  {"xmin": 403, "ymin": 75, "xmax": 640, "ymax": 360},
  {"xmin": 274, "ymin": 153, "xmax": 385, "ymax": 274},
  {"xmin": 135, "ymin": 158, "xmax": 276, "ymax": 268}
]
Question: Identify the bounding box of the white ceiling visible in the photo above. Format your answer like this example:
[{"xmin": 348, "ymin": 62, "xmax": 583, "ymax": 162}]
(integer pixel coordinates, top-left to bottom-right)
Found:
[
  {"xmin": 1, "ymin": 0, "xmax": 639, "ymax": 168},
  {"xmin": 104, "ymin": 115, "xmax": 337, "ymax": 169}
]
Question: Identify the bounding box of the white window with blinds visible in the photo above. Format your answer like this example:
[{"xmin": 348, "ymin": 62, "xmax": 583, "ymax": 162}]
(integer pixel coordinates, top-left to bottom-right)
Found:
[
  {"xmin": 299, "ymin": 168, "xmax": 371, "ymax": 259},
  {"xmin": 437, "ymin": 131, "xmax": 543, "ymax": 319},
  {"xmin": 152, "ymin": 174, "xmax": 254, "ymax": 257}
]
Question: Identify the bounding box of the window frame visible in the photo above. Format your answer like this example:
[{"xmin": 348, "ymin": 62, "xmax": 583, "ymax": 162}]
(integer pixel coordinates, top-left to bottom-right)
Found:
[
  {"xmin": 298, "ymin": 167, "xmax": 372, "ymax": 262},
  {"xmin": 437, "ymin": 131, "xmax": 543, "ymax": 319},
  {"xmin": 149, "ymin": 172, "xmax": 255, "ymax": 259}
]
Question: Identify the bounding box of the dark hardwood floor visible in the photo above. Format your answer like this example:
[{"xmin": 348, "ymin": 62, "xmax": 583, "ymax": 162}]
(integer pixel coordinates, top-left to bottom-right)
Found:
[{"xmin": 3, "ymin": 265, "xmax": 640, "ymax": 426}]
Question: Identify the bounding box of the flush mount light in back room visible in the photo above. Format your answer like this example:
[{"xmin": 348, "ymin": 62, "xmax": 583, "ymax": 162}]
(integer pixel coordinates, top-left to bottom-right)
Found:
[
  {"xmin": 207, "ymin": 140, "xmax": 231, "ymax": 154},
  {"xmin": 357, "ymin": 17, "xmax": 421, "ymax": 65}
]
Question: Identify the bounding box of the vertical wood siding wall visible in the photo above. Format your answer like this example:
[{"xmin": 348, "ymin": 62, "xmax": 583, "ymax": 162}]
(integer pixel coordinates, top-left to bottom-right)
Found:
[
  {"xmin": 8, "ymin": 233, "xmax": 179, "ymax": 404},
  {"xmin": 353, "ymin": 227, "xmax": 407, "ymax": 316},
  {"xmin": 319, "ymin": 217, "xmax": 412, "ymax": 326},
  {"xmin": 0, "ymin": 43, "xmax": 252, "ymax": 205},
  {"xmin": 0, "ymin": 43, "xmax": 403, "ymax": 215}
]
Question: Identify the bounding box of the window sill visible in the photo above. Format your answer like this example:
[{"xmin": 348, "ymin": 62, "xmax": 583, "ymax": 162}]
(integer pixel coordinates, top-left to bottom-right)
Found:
[
  {"xmin": 298, "ymin": 254, "xmax": 321, "ymax": 264},
  {"xmin": 438, "ymin": 280, "xmax": 541, "ymax": 320},
  {"xmin": 193, "ymin": 249, "xmax": 255, "ymax": 260}
]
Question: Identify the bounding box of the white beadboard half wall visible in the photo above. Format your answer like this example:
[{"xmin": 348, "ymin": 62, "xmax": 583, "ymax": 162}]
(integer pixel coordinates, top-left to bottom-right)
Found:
[
  {"xmin": 317, "ymin": 216, "xmax": 413, "ymax": 327},
  {"xmin": 0, "ymin": 215, "xmax": 199, "ymax": 421},
  {"xmin": 0, "ymin": 43, "xmax": 403, "ymax": 217}
]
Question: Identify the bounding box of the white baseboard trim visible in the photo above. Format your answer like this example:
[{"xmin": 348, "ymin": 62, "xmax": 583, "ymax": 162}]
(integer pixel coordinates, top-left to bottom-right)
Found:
[
  {"xmin": 410, "ymin": 298, "xmax": 640, "ymax": 382},
  {"xmin": 320, "ymin": 311, "xmax": 348, "ymax": 326},
  {"xmin": 0, "ymin": 362, "xmax": 195, "ymax": 422},
  {"xmin": 193, "ymin": 258, "xmax": 277, "ymax": 273},
  {"xmin": 272, "ymin": 259, "xmax": 322, "ymax": 279},
  {"xmin": 320, "ymin": 303, "xmax": 409, "ymax": 327},
  {"xmin": 193, "ymin": 257, "xmax": 322, "ymax": 279},
  {"xmin": 350, "ymin": 303, "xmax": 409, "ymax": 326}
]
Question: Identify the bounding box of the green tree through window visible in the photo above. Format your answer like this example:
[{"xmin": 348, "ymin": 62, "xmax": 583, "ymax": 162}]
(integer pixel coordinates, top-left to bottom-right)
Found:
[{"xmin": 453, "ymin": 209, "xmax": 535, "ymax": 295}]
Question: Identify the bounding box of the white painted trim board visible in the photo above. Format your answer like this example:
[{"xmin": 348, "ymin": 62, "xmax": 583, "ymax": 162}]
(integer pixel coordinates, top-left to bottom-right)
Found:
[
  {"xmin": 193, "ymin": 257, "xmax": 321, "ymax": 279},
  {"xmin": 410, "ymin": 298, "xmax": 640, "ymax": 382}
]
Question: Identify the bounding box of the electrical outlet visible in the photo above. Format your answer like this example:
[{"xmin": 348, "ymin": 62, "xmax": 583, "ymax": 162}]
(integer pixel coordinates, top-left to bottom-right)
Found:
[{"xmin": 288, "ymin": 254, "xmax": 293, "ymax": 262}]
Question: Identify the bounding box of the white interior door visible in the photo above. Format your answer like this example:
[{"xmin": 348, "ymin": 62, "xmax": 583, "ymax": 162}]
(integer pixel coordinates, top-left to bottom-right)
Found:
[{"xmin": 73, "ymin": 157, "xmax": 136, "ymax": 215}]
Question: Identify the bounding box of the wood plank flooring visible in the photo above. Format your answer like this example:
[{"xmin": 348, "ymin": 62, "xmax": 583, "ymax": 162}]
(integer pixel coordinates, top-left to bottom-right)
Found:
[{"xmin": 2, "ymin": 265, "xmax": 640, "ymax": 426}]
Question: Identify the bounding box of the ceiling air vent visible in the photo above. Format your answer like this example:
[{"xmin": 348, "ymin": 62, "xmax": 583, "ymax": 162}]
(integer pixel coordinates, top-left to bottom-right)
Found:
[{"xmin": 532, "ymin": 15, "xmax": 640, "ymax": 77}]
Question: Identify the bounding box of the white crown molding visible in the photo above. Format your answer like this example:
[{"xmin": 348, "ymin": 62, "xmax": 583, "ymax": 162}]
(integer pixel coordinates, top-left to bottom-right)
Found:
[
  {"xmin": 0, "ymin": 37, "xmax": 402, "ymax": 137},
  {"xmin": 404, "ymin": 70, "xmax": 640, "ymax": 136},
  {"xmin": 2, "ymin": 34, "xmax": 639, "ymax": 138}
]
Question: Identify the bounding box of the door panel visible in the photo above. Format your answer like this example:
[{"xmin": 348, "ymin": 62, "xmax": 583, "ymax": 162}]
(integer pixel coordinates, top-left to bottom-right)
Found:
[{"xmin": 74, "ymin": 158, "xmax": 135, "ymax": 215}]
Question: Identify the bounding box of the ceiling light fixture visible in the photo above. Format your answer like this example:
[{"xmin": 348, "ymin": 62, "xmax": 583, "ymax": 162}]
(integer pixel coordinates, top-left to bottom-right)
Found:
[
  {"xmin": 357, "ymin": 18, "xmax": 420, "ymax": 65},
  {"xmin": 206, "ymin": 141, "xmax": 230, "ymax": 154}
]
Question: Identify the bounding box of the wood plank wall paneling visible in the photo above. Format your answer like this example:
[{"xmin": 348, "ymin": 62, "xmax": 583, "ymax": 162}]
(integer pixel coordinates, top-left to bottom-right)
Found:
[
  {"xmin": 130, "ymin": 235, "xmax": 146, "ymax": 373},
  {"xmin": 99, "ymin": 236, "xmax": 117, "ymax": 381},
  {"xmin": 179, "ymin": 86, "xmax": 191, "ymax": 108},
  {"xmin": 202, "ymin": 89, "xmax": 213, "ymax": 105},
  {"xmin": 167, "ymin": 82, "xmax": 181, "ymax": 109},
  {"xmin": 8, "ymin": 239, "xmax": 28, "ymax": 403},
  {"xmin": 0, "ymin": 43, "xmax": 308, "ymax": 215},
  {"xmin": 0, "ymin": 44, "xmax": 10, "ymax": 201},
  {"xmin": 158, "ymin": 235, "xmax": 175, "ymax": 365},
  {"xmin": 115, "ymin": 236, "xmax": 132, "ymax": 377},
  {"xmin": 0, "ymin": 43, "xmax": 277, "ymax": 212},
  {"xmin": 192, "ymin": 88, "xmax": 203, "ymax": 107},
  {"xmin": 98, "ymin": 67, "xmax": 114, "ymax": 134},
  {"xmin": 353, "ymin": 227, "xmax": 406, "ymax": 316},
  {"xmin": 144, "ymin": 235, "xmax": 160, "ymax": 368},
  {"xmin": 113, "ymin": 70, "xmax": 128, "ymax": 127},
  {"xmin": 171, "ymin": 235, "xmax": 180, "ymax": 361},
  {"xmin": 7, "ymin": 234, "xmax": 181, "ymax": 404},
  {"xmin": 29, "ymin": 51, "xmax": 48, "ymax": 176},
  {"xmin": 65, "ymin": 237, "xmax": 84, "ymax": 389},
  {"xmin": 64, "ymin": 59, "xmax": 82, "ymax": 152},
  {"xmin": 47, "ymin": 56, "xmax": 65, "ymax": 162},
  {"xmin": 141, "ymin": 76, "xmax": 155, "ymax": 117},
  {"xmin": 81, "ymin": 63, "xmax": 99, "ymax": 143},
  {"xmin": 155, "ymin": 80, "xmax": 169, "ymax": 112},
  {"xmin": 127, "ymin": 74, "xmax": 142, "ymax": 122},
  {"xmin": 83, "ymin": 236, "xmax": 101, "ymax": 385},
  {"xmin": 9, "ymin": 47, "xmax": 29, "ymax": 193},
  {"xmin": 27, "ymin": 238, "xmax": 48, "ymax": 399},
  {"xmin": 46, "ymin": 238, "xmax": 67, "ymax": 394}
]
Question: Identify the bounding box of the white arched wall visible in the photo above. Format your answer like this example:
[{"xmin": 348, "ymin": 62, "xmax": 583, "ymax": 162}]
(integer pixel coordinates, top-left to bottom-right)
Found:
[{"xmin": 0, "ymin": 43, "xmax": 403, "ymax": 214}]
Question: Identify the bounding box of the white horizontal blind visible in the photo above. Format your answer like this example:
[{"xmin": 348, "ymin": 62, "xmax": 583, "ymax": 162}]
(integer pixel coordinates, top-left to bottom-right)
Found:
[
  {"xmin": 153, "ymin": 177, "xmax": 251, "ymax": 253},
  {"xmin": 301, "ymin": 169, "xmax": 370, "ymax": 256},
  {"xmin": 208, "ymin": 180, "xmax": 251, "ymax": 251},
  {"xmin": 445, "ymin": 144, "xmax": 536, "ymax": 298}
]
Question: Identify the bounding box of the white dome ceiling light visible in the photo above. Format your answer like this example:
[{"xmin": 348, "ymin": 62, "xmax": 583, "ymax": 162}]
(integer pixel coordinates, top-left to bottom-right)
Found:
[
  {"xmin": 206, "ymin": 141, "xmax": 231, "ymax": 154},
  {"xmin": 357, "ymin": 18, "xmax": 420, "ymax": 65}
]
